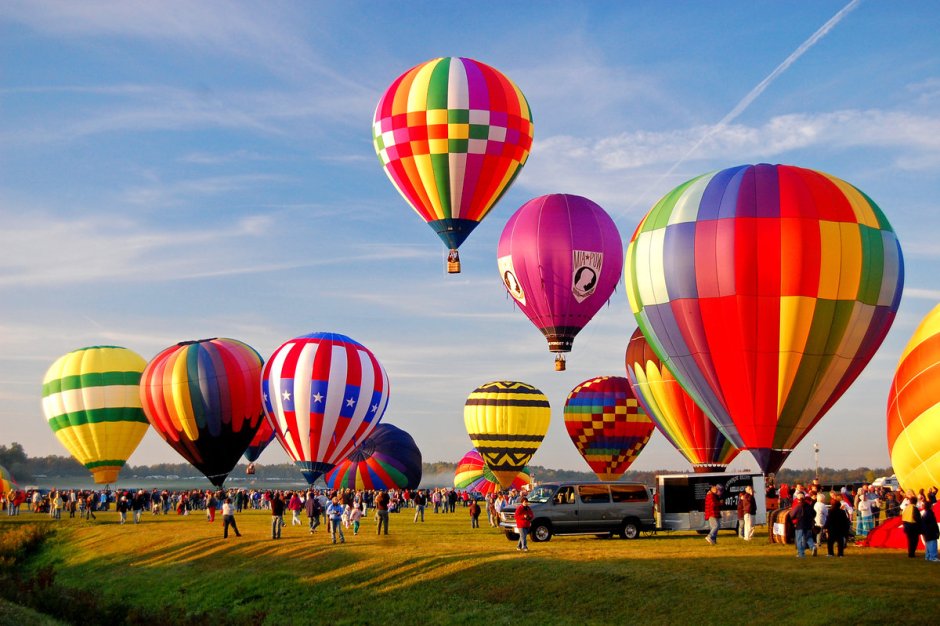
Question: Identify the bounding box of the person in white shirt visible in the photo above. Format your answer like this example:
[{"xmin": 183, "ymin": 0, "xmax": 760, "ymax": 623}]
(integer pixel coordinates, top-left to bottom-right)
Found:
[{"xmin": 222, "ymin": 497, "xmax": 241, "ymax": 538}]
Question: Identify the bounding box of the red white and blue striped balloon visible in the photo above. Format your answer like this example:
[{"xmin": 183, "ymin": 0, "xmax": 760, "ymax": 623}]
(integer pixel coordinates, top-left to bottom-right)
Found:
[{"xmin": 261, "ymin": 332, "xmax": 391, "ymax": 484}]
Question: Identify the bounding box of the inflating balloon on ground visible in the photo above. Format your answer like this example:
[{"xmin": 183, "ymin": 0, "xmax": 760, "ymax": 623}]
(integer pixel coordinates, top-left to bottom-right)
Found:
[{"xmin": 325, "ymin": 423, "xmax": 422, "ymax": 490}]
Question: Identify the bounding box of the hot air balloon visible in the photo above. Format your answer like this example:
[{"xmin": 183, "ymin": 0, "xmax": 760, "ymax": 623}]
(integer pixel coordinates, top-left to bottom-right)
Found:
[
  {"xmin": 464, "ymin": 381, "xmax": 550, "ymax": 488},
  {"xmin": 563, "ymin": 376, "xmax": 654, "ymax": 480},
  {"xmin": 498, "ymin": 194, "xmax": 623, "ymax": 370},
  {"xmin": 139, "ymin": 338, "xmax": 265, "ymax": 487},
  {"xmin": 373, "ymin": 56, "xmax": 534, "ymax": 273},
  {"xmin": 0, "ymin": 465, "xmax": 17, "ymax": 495},
  {"xmin": 244, "ymin": 419, "xmax": 276, "ymax": 464},
  {"xmin": 625, "ymin": 328, "xmax": 739, "ymax": 472},
  {"xmin": 887, "ymin": 304, "xmax": 940, "ymax": 493},
  {"xmin": 625, "ymin": 163, "xmax": 903, "ymax": 473},
  {"xmin": 324, "ymin": 423, "xmax": 422, "ymax": 490},
  {"xmin": 41, "ymin": 346, "xmax": 149, "ymax": 484},
  {"xmin": 261, "ymin": 332, "xmax": 390, "ymax": 484},
  {"xmin": 454, "ymin": 449, "xmax": 530, "ymax": 495}
]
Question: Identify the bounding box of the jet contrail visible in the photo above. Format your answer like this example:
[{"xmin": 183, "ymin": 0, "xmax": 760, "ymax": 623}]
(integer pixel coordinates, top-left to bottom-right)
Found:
[{"xmin": 625, "ymin": 0, "xmax": 862, "ymax": 215}]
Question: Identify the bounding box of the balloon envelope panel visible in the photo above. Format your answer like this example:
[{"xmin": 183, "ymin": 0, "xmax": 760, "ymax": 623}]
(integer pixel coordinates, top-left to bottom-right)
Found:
[
  {"xmin": 373, "ymin": 56, "xmax": 533, "ymax": 251},
  {"xmin": 625, "ymin": 328, "xmax": 738, "ymax": 472},
  {"xmin": 563, "ymin": 376, "xmax": 654, "ymax": 481},
  {"xmin": 498, "ymin": 194, "xmax": 624, "ymax": 355},
  {"xmin": 262, "ymin": 332, "xmax": 390, "ymax": 484},
  {"xmin": 244, "ymin": 419, "xmax": 276, "ymax": 463},
  {"xmin": 41, "ymin": 346, "xmax": 149, "ymax": 484},
  {"xmin": 464, "ymin": 381, "xmax": 550, "ymax": 489},
  {"xmin": 0, "ymin": 465, "xmax": 18, "ymax": 494},
  {"xmin": 625, "ymin": 164, "xmax": 903, "ymax": 473},
  {"xmin": 887, "ymin": 304, "xmax": 940, "ymax": 493},
  {"xmin": 140, "ymin": 338, "xmax": 265, "ymax": 487},
  {"xmin": 324, "ymin": 423, "xmax": 421, "ymax": 490}
]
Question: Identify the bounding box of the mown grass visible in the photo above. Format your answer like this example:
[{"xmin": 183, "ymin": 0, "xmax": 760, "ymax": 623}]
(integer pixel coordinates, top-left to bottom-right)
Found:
[{"xmin": 0, "ymin": 508, "xmax": 935, "ymax": 625}]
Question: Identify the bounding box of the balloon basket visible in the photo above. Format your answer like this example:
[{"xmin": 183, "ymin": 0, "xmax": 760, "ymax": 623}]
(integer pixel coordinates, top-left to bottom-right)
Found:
[
  {"xmin": 447, "ymin": 249, "xmax": 461, "ymax": 274},
  {"xmin": 554, "ymin": 355, "xmax": 566, "ymax": 371}
]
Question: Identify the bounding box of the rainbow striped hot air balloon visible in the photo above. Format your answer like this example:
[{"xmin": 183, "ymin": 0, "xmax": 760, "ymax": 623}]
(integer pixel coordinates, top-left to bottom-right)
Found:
[
  {"xmin": 887, "ymin": 304, "xmax": 940, "ymax": 493},
  {"xmin": 41, "ymin": 346, "xmax": 149, "ymax": 484},
  {"xmin": 626, "ymin": 163, "xmax": 903, "ymax": 474},
  {"xmin": 262, "ymin": 333, "xmax": 391, "ymax": 484},
  {"xmin": 139, "ymin": 338, "xmax": 265, "ymax": 487},
  {"xmin": 463, "ymin": 381, "xmax": 550, "ymax": 489},
  {"xmin": 373, "ymin": 56, "xmax": 534, "ymax": 273},
  {"xmin": 563, "ymin": 376, "xmax": 654, "ymax": 481},
  {"xmin": 625, "ymin": 328, "xmax": 739, "ymax": 473},
  {"xmin": 324, "ymin": 423, "xmax": 422, "ymax": 490},
  {"xmin": 454, "ymin": 449, "xmax": 530, "ymax": 495}
]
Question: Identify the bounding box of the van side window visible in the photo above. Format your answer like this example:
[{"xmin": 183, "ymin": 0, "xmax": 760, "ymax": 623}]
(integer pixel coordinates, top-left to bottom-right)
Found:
[
  {"xmin": 555, "ymin": 486, "xmax": 575, "ymax": 505},
  {"xmin": 578, "ymin": 484, "xmax": 611, "ymax": 504},
  {"xmin": 611, "ymin": 485, "xmax": 648, "ymax": 503}
]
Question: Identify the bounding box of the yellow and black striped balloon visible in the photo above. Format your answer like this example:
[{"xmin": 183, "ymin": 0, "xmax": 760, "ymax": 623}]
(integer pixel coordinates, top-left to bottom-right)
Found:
[{"xmin": 464, "ymin": 381, "xmax": 550, "ymax": 489}]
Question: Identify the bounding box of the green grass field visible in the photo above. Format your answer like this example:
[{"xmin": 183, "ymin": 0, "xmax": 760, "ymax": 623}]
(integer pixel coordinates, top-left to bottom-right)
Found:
[{"xmin": 0, "ymin": 508, "xmax": 934, "ymax": 625}]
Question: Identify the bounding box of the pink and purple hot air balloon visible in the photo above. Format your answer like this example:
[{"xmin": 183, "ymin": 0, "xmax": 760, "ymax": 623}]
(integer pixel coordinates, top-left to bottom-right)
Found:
[{"xmin": 497, "ymin": 194, "xmax": 624, "ymax": 370}]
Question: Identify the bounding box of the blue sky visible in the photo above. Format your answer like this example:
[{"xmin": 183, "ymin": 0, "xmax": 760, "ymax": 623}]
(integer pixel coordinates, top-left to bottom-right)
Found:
[{"xmin": 2, "ymin": 1, "xmax": 939, "ymax": 477}]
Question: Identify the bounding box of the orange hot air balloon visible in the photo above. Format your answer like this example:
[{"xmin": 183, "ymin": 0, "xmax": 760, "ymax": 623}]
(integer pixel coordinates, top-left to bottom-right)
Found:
[{"xmin": 887, "ymin": 304, "xmax": 940, "ymax": 493}]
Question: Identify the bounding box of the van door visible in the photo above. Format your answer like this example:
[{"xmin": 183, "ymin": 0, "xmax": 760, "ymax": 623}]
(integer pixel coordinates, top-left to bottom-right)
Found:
[
  {"xmin": 576, "ymin": 484, "xmax": 614, "ymax": 532},
  {"xmin": 549, "ymin": 485, "xmax": 580, "ymax": 532}
]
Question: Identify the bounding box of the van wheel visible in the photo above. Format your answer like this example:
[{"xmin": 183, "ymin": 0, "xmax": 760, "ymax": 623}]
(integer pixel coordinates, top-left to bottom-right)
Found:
[
  {"xmin": 505, "ymin": 530, "xmax": 519, "ymax": 541},
  {"xmin": 620, "ymin": 519, "xmax": 639, "ymax": 540},
  {"xmin": 532, "ymin": 522, "xmax": 552, "ymax": 542}
]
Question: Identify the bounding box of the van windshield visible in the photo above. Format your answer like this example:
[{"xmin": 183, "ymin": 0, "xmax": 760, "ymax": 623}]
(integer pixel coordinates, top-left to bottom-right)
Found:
[{"xmin": 526, "ymin": 486, "xmax": 555, "ymax": 504}]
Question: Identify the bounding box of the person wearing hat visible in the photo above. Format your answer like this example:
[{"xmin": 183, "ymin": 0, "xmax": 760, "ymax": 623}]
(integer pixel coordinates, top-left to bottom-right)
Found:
[{"xmin": 514, "ymin": 496, "xmax": 534, "ymax": 552}]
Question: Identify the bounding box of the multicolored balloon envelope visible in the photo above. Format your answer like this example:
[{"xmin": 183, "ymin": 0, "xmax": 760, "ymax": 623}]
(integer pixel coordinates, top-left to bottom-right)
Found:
[
  {"xmin": 41, "ymin": 346, "xmax": 149, "ymax": 484},
  {"xmin": 625, "ymin": 163, "xmax": 904, "ymax": 473},
  {"xmin": 625, "ymin": 328, "xmax": 739, "ymax": 473},
  {"xmin": 563, "ymin": 376, "xmax": 654, "ymax": 481},
  {"xmin": 262, "ymin": 332, "xmax": 390, "ymax": 484},
  {"xmin": 324, "ymin": 423, "xmax": 422, "ymax": 490},
  {"xmin": 454, "ymin": 449, "xmax": 530, "ymax": 495},
  {"xmin": 887, "ymin": 304, "xmax": 940, "ymax": 493},
  {"xmin": 464, "ymin": 381, "xmax": 550, "ymax": 489},
  {"xmin": 244, "ymin": 419, "xmax": 276, "ymax": 464},
  {"xmin": 373, "ymin": 56, "xmax": 534, "ymax": 273},
  {"xmin": 498, "ymin": 194, "xmax": 623, "ymax": 369},
  {"xmin": 139, "ymin": 338, "xmax": 265, "ymax": 487},
  {"xmin": 0, "ymin": 465, "xmax": 18, "ymax": 494}
]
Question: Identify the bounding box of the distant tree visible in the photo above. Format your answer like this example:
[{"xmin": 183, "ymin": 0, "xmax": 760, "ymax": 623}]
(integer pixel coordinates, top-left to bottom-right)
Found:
[{"xmin": 0, "ymin": 442, "xmax": 32, "ymax": 481}]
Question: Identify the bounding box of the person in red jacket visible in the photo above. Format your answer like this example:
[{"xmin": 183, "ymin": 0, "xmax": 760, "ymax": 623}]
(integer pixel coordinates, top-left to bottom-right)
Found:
[
  {"xmin": 514, "ymin": 496, "xmax": 534, "ymax": 552},
  {"xmin": 704, "ymin": 485, "xmax": 721, "ymax": 545}
]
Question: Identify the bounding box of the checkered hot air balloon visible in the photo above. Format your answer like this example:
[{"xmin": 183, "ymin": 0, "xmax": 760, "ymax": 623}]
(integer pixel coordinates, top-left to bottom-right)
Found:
[
  {"xmin": 887, "ymin": 303, "xmax": 940, "ymax": 494},
  {"xmin": 625, "ymin": 163, "xmax": 903, "ymax": 474},
  {"xmin": 262, "ymin": 333, "xmax": 390, "ymax": 484},
  {"xmin": 139, "ymin": 338, "xmax": 266, "ymax": 487},
  {"xmin": 563, "ymin": 376, "xmax": 654, "ymax": 481},
  {"xmin": 498, "ymin": 194, "xmax": 624, "ymax": 370},
  {"xmin": 373, "ymin": 56, "xmax": 534, "ymax": 273},
  {"xmin": 41, "ymin": 346, "xmax": 149, "ymax": 484},
  {"xmin": 625, "ymin": 328, "xmax": 739, "ymax": 473},
  {"xmin": 324, "ymin": 423, "xmax": 421, "ymax": 490},
  {"xmin": 464, "ymin": 381, "xmax": 550, "ymax": 489},
  {"xmin": 454, "ymin": 449, "xmax": 530, "ymax": 495}
]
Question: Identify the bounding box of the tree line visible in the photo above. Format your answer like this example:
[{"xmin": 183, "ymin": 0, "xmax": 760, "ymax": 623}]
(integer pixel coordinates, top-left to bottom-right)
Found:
[{"xmin": 1, "ymin": 442, "xmax": 891, "ymax": 488}]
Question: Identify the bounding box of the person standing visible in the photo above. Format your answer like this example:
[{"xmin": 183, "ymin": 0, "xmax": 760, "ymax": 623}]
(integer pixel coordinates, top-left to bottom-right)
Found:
[
  {"xmin": 813, "ymin": 493, "xmax": 829, "ymax": 551},
  {"xmin": 704, "ymin": 485, "xmax": 721, "ymax": 545},
  {"xmin": 469, "ymin": 499, "xmax": 481, "ymax": 528},
  {"xmin": 326, "ymin": 497, "xmax": 345, "ymax": 544},
  {"xmin": 736, "ymin": 490, "xmax": 748, "ymax": 539},
  {"xmin": 823, "ymin": 495, "xmax": 850, "ymax": 557},
  {"xmin": 901, "ymin": 492, "xmax": 922, "ymax": 558},
  {"xmin": 305, "ymin": 491, "xmax": 321, "ymax": 534},
  {"xmin": 791, "ymin": 492, "xmax": 816, "ymax": 557},
  {"xmin": 920, "ymin": 503, "xmax": 939, "ymax": 562},
  {"xmin": 270, "ymin": 492, "xmax": 285, "ymax": 540},
  {"xmin": 413, "ymin": 490, "xmax": 426, "ymax": 523},
  {"xmin": 375, "ymin": 490, "xmax": 390, "ymax": 535},
  {"xmin": 349, "ymin": 503, "xmax": 362, "ymax": 535},
  {"xmin": 514, "ymin": 496, "xmax": 534, "ymax": 552},
  {"xmin": 222, "ymin": 498, "xmax": 241, "ymax": 538}
]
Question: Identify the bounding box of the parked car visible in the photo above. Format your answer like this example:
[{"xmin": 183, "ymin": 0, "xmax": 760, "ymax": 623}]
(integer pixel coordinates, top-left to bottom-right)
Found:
[{"xmin": 499, "ymin": 482, "xmax": 654, "ymax": 542}]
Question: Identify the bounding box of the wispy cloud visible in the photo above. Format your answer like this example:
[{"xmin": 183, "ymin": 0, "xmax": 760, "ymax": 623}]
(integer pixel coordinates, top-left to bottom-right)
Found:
[{"xmin": 903, "ymin": 287, "xmax": 940, "ymax": 301}]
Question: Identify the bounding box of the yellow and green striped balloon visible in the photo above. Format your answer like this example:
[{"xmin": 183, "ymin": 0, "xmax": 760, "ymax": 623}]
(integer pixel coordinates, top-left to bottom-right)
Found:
[{"xmin": 41, "ymin": 346, "xmax": 149, "ymax": 484}]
